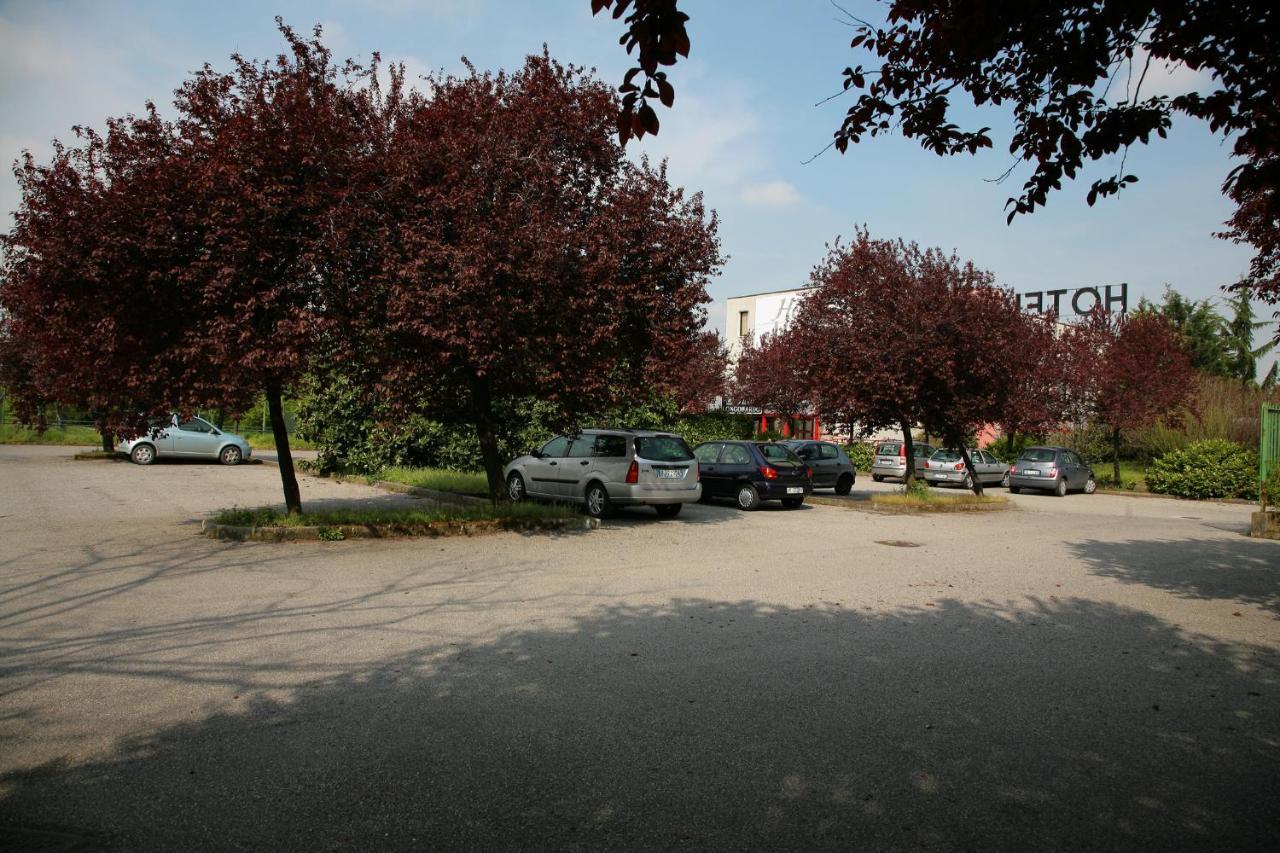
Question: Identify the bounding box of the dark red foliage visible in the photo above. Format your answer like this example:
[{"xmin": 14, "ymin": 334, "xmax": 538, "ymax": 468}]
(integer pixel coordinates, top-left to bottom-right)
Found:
[
  {"xmin": 1059, "ymin": 309, "xmax": 1195, "ymax": 481},
  {"xmin": 590, "ymin": 0, "xmax": 689, "ymax": 144},
  {"xmin": 732, "ymin": 330, "xmax": 810, "ymax": 423},
  {"xmin": 790, "ymin": 228, "xmax": 1047, "ymax": 492},
  {"xmin": 361, "ymin": 55, "xmax": 722, "ymax": 499},
  {"xmin": 661, "ymin": 330, "xmax": 728, "ymax": 414}
]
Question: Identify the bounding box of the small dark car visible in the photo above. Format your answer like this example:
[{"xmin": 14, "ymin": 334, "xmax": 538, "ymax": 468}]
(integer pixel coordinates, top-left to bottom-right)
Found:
[
  {"xmin": 780, "ymin": 440, "xmax": 855, "ymax": 495},
  {"xmin": 692, "ymin": 440, "xmax": 812, "ymax": 510},
  {"xmin": 1008, "ymin": 446, "xmax": 1097, "ymax": 496}
]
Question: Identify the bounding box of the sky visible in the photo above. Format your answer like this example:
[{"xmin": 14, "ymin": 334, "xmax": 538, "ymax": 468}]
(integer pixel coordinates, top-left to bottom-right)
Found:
[{"xmin": 1, "ymin": 0, "xmax": 1274, "ymax": 370}]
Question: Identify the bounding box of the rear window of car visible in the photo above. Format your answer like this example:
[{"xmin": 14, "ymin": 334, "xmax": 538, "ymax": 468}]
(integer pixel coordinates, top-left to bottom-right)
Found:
[
  {"xmin": 876, "ymin": 442, "xmax": 900, "ymax": 455},
  {"xmin": 932, "ymin": 450, "xmax": 962, "ymax": 462},
  {"xmin": 758, "ymin": 444, "xmax": 802, "ymax": 465},
  {"xmin": 1019, "ymin": 449, "xmax": 1058, "ymax": 463},
  {"xmin": 634, "ymin": 435, "xmax": 694, "ymax": 461}
]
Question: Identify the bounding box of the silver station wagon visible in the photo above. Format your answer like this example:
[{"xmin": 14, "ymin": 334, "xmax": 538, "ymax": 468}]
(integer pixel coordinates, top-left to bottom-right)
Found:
[
  {"xmin": 503, "ymin": 428, "xmax": 701, "ymax": 519},
  {"xmin": 119, "ymin": 415, "xmax": 252, "ymax": 466}
]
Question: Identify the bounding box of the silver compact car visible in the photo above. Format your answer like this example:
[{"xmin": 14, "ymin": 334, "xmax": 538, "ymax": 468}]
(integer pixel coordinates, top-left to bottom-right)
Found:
[
  {"xmin": 870, "ymin": 439, "xmax": 935, "ymax": 482},
  {"xmin": 119, "ymin": 415, "xmax": 252, "ymax": 466},
  {"xmin": 504, "ymin": 428, "xmax": 701, "ymax": 519},
  {"xmin": 923, "ymin": 448, "xmax": 1009, "ymax": 489},
  {"xmin": 1008, "ymin": 446, "xmax": 1097, "ymax": 496}
]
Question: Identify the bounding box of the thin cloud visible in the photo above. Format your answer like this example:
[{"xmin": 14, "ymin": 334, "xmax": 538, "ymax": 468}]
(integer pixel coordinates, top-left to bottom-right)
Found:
[{"xmin": 739, "ymin": 180, "xmax": 802, "ymax": 207}]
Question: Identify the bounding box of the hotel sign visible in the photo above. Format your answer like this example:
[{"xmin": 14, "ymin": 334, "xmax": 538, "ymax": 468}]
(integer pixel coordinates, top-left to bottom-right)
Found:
[{"xmin": 1018, "ymin": 283, "xmax": 1128, "ymax": 317}]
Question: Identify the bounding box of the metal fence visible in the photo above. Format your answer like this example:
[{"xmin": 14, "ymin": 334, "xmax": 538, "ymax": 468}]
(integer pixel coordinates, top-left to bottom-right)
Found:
[{"xmin": 1262, "ymin": 403, "xmax": 1280, "ymax": 485}]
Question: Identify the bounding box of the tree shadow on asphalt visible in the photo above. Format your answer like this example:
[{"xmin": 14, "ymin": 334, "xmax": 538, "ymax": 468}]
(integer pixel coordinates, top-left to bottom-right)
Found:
[
  {"xmin": 1068, "ymin": 537, "xmax": 1280, "ymax": 614},
  {"xmin": 2, "ymin": 595, "xmax": 1277, "ymax": 852}
]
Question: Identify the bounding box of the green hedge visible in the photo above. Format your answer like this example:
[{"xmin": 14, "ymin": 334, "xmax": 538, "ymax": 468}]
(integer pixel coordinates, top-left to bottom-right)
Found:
[
  {"xmin": 1145, "ymin": 439, "xmax": 1258, "ymax": 500},
  {"xmin": 844, "ymin": 442, "xmax": 874, "ymax": 472}
]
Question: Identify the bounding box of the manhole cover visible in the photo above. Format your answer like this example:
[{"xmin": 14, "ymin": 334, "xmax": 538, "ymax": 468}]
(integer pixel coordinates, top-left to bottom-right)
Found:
[{"xmin": 875, "ymin": 540, "xmax": 921, "ymax": 548}]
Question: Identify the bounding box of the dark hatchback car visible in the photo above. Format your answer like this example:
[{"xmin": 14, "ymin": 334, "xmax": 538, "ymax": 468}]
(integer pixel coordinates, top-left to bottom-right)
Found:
[
  {"xmin": 1008, "ymin": 446, "xmax": 1097, "ymax": 496},
  {"xmin": 693, "ymin": 440, "xmax": 812, "ymax": 510},
  {"xmin": 780, "ymin": 440, "xmax": 856, "ymax": 495}
]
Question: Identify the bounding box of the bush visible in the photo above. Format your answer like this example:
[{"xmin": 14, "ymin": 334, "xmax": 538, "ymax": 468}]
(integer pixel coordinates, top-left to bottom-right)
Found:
[
  {"xmin": 844, "ymin": 442, "xmax": 874, "ymax": 471},
  {"xmin": 985, "ymin": 433, "xmax": 1043, "ymax": 464},
  {"xmin": 1145, "ymin": 439, "xmax": 1258, "ymax": 500}
]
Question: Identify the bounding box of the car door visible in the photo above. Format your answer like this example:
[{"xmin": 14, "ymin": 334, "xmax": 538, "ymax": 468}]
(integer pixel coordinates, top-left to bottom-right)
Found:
[
  {"xmin": 694, "ymin": 442, "xmax": 725, "ymax": 496},
  {"xmin": 526, "ymin": 436, "xmax": 570, "ymax": 498},
  {"xmin": 982, "ymin": 451, "xmax": 1007, "ymax": 483},
  {"xmin": 792, "ymin": 443, "xmax": 822, "ymax": 485},
  {"xmin": 718, "ymin": 443, "xmax": 754, "ymax": 491},
  {"xmin": 1064, "ymin": 451, "xmax": 1086, "ymax": 488},
  {"xmin": 172, "ymin": 417, "xmax": 220, "ymax": 458},
  {"xmin": 818, "ymin": 443, "xmax": 843, "ymax": 487},
  {"xmin": 913, "ymin": 443, "xmax": 934, "ymax": 476}
]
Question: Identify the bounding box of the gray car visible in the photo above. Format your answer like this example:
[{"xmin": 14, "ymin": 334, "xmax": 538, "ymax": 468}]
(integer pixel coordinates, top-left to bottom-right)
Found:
[
  {"xmin": 923, "ymin": 448, "xmax": 1009, "ymax": 489},
  {"xmin": 1008, "ymin": 446, "xmax": 1097, "ymax": 496},
  {"xmin": 870, "ymin": 439, "xmax": 935, "ymax": 482},
  {"xmin": 781, "ymin": 440, "xmax": 855, "ymax": 494},
  {"xmin": 119, "ymin": 415, "xmax": 252, "ymax": 466},
  {"xmin": 503, "ymin": 428, "xmax": 701, "ymax": 519}
]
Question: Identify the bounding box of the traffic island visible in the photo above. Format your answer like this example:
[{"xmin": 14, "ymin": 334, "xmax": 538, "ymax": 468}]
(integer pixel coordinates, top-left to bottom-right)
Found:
[
  {"xmin": 808, "ymin": 492, "xmax": 1012, "ymax": 515},
  {"xmin": 202, "ymin": 503, "xmax": 594, "ymax": 541}
]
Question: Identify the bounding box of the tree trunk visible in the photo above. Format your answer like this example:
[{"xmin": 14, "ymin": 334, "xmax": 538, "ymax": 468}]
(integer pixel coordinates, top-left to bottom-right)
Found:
[
  {"xmin": 100, "ymin": 431, "xmax": 113, "ymax": 453},
  {"xmin": 900, "ymin": 419, "xmax": 916, "ymax": 487},
  {"xmin": 1111, "ymin": 428, "xmax": 1122, "ymax": 485},
  {"xmin": 469, "ymin": 375, "xmax": 506, "ymax": 503},
  {"xmin": 958, "ymin": 445, "xmax": 984, "ymax": 496},
  {"xmin": 215, "ymin": 407, "xmax": 226, "ymax": 430},
  {"xmin": 267, "ymin": 385, "xmax": 302, "ymax": 516}
]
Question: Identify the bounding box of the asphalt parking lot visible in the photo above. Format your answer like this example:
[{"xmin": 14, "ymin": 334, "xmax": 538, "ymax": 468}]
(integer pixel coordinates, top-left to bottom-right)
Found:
[{"xmin": 1, "ymin": 444, "xmax": 1278, "ymax": 851}]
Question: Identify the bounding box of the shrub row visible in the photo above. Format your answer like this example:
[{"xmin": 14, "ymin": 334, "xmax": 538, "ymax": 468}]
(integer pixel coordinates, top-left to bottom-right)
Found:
[{"xmin": 1145, "ymin": 439, "xmax": 1258, "ymax": 500}]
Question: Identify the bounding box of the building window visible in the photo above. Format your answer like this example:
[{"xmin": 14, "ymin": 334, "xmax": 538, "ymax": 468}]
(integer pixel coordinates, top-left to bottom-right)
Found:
[{"xmin": 738, "ymin": 310, "xmax": 750, "ymax": 337}]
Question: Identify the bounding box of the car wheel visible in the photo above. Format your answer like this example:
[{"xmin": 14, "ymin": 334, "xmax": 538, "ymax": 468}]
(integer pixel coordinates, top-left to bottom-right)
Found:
[
  {"xmin": 1054, "ymin": 477, "xmax": 1068, "ymax": 497},
  {"xmin": 1084, "ymin": 476, "xmax": 1097, "ymax": 495},
  {"xmin": 130, "ymin": 444, "xmax": 156, "ymax": 466},
  {"xmin": 781, "ymin": 497, "xmax": 804, "ymax": 509},
  {"xmin": 872, "ymin": 474, "xmax": 884, "ymax": 483},
  {"xmin": 506, "ymin": 472, "xmax": 526, "ymax": 502},
  {"xmin": 834, "ymin": 473, "xmax": 853, "ymax": 496},
  {"xmin": 1000, "ymin": 471, "xmax": 1011, "ymax": 488},
  {"xmin": 736, "ymin": 483, "xmax": 760, "ymax": 511},
  {"xmin": 585, "ymin": 482, "xmax": 613, "ymax": 519},
  {"xmin": 961, "ymin": 473, "xmax": 974, "ymax": 490},
  {"xmin": 654, "ymin": 503, "xmax": 682, "ymax": 519},
  {"xmin": 1009, "ymin": 486, "xmax": 1020, "ymax": 494},
  {"xmin": 219, "ymin": 445, "xmax": 242, "ymax": 466}
]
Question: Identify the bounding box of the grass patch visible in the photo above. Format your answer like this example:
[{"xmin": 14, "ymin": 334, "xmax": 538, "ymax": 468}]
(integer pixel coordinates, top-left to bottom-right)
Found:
[
  {"xmin": 376, "ymin": 466, "xmax": 489, "ymax": 495},
  {"xmin": 871, "ymin": 491, "xmax": 1008, "ymax": 510},
  {"xmin": 1097, "ymin": 460, "xmax": 1147, "ymax": 492},
  {"xmin": 213, "ymin": 501, "xmax": 574, "ymax": 528},
  {"xmin": 1, "ymin": 424, "xmax": 102, "ymax": 445},
  {"xmin": 243, "ymin": 433, "xmax": 316, "ymax": 451}
]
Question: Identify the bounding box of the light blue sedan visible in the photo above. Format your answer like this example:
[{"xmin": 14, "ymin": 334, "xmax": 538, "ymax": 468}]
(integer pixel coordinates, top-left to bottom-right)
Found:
[{"xmin": 119, "ymin": 415, "xmax": 252, "ymax": 466}]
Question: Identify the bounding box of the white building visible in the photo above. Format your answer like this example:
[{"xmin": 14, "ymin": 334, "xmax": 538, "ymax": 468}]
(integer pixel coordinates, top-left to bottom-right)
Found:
[{"xmin": 724, "ymin": 286, "xmax": 814, "ymax": 364}]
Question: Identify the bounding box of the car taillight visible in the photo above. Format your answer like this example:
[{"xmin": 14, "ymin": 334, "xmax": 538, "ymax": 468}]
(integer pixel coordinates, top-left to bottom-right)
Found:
[
  {"xmin": 899, "ymin": 445, "xmax": 906, "ymax": 458},
  {"xmin": 1010, "ymin": 465, "xmax": 1018, "ymax": 474},
  {"xmin": 625, "ymin": 460, "xmax": 639, "ymax": 483},
  {"xmin": 804, "ymin": 466, "xmax": 813, "ymax": 479},
  {"xmin": 955, "ymin": 462, "xmax": 965, "ymax": 471},
  {"xmin": 760, "ymin": 466, "xmax": 778, "ymax": 480},
  {"xmin": 1047, "ymin": 466, "xmax": 1057, "ymax": 478},
  {"xmin": 924, "ymin": 460, "xmax": 930, "ymax": 469}
]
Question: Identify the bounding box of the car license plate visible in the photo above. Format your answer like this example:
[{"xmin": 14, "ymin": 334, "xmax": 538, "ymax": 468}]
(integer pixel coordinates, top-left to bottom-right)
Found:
[
  {"xmin": 1023, "ymin": 469, "xmax": 1039, "ymax": 477},
  {"xmin": 656, "ymin": 469, "xmax": 683, "ymax": 479},
  {"xmin": 786, "ymin": 486, "xmax": 803, "ymax": 494}
]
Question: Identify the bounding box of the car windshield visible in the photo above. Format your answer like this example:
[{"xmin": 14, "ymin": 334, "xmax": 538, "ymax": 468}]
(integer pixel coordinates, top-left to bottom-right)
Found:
[
  {"xmin": 757, "ymin": 444, "xmax": 802, "ymax": 465},
  {"xmin": 1019, "ymin": 449, "xmax": 1058, "ymax": 463},
  {"xmin": 931, "ymin": 450, "xmax": 963, "ymax": 462},
  {"xmin": 634, "ymin": 435, "xmax": 694, "ymax": 461},
  {"xmin": 876, "ymin": 442, "xmax": 899, "ymax": 455}
]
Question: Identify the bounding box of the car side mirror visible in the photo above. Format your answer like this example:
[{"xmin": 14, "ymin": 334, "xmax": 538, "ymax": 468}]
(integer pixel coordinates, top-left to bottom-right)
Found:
[{"xmin": 530, "ymin": 449, "xmax": 544, "ymax": 459}]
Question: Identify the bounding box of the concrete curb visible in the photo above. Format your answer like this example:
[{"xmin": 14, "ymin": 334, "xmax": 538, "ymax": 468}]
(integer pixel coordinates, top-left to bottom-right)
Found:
[
  {"xmin": 72, "ymin": 451, "xmax": 127, "ymax": 461},
  {"xmin": 201, "ymin": 515, "xmax": 600, "ymax": 542},
  {"xmin": 807, "ymin": 494, "xmax": 1013, "ymax": 515}
]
